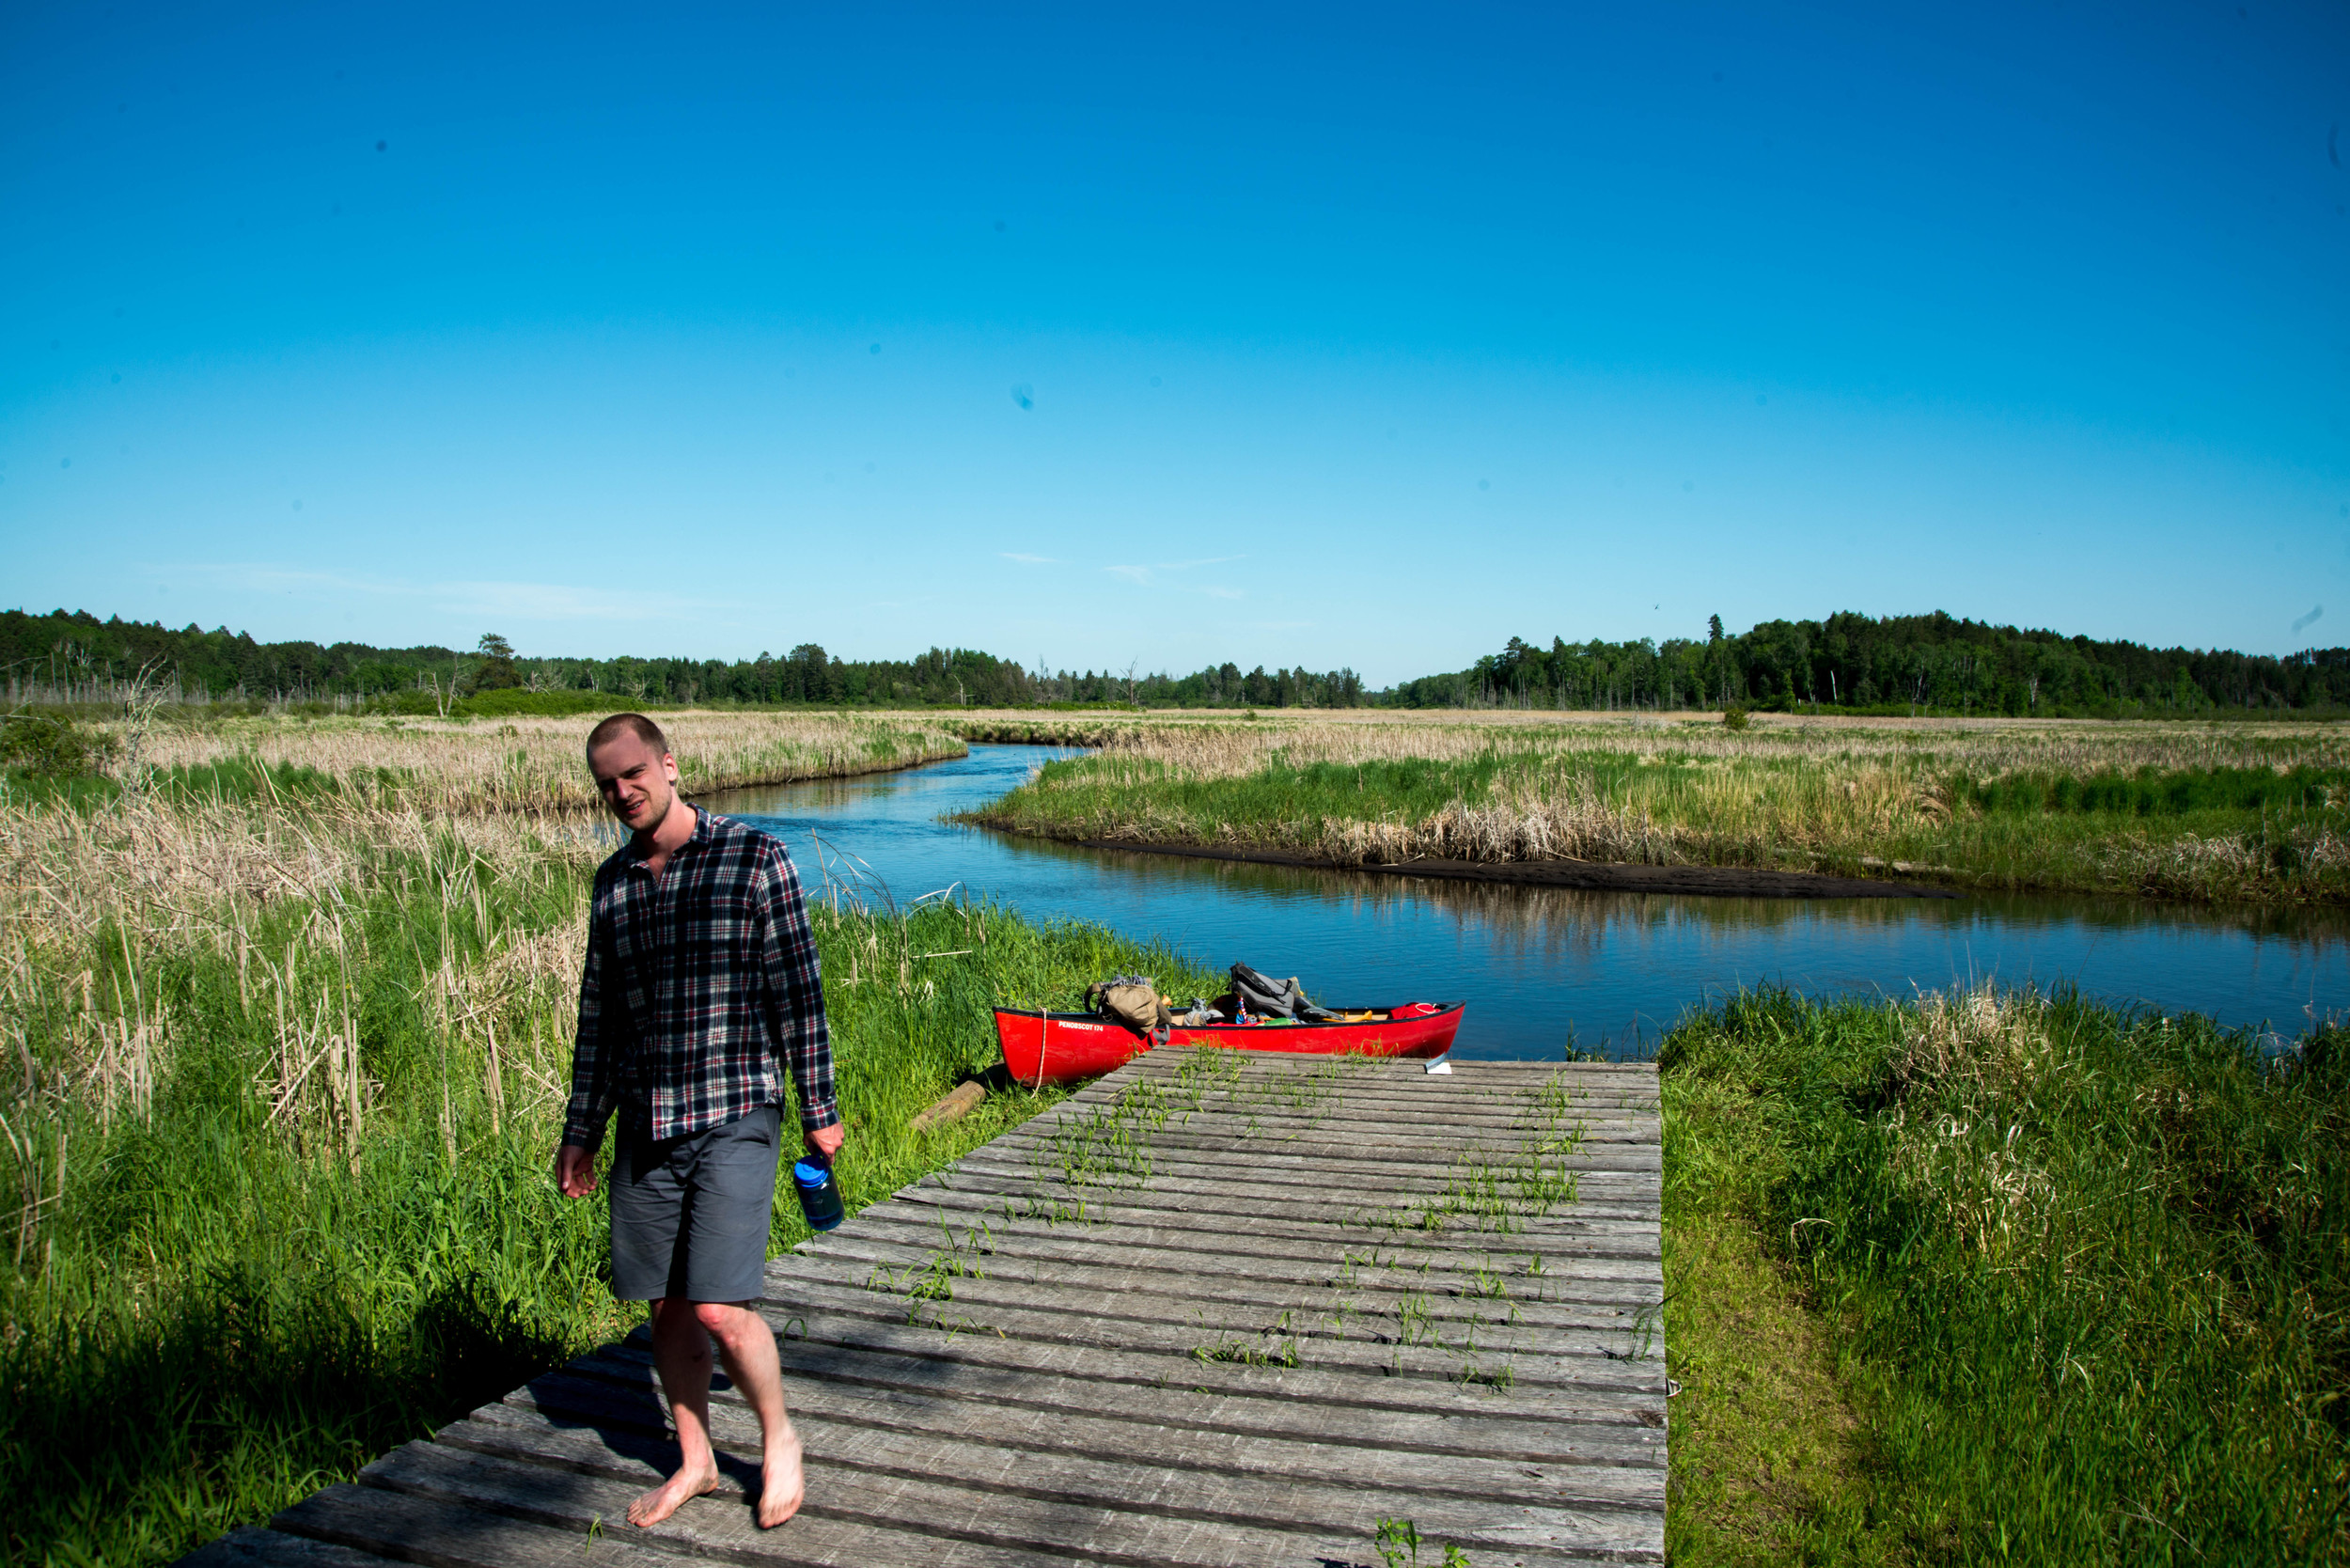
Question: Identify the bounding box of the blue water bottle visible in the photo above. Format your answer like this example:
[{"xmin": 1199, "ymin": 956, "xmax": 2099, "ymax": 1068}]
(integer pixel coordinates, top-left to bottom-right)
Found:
[{"xmin": 792, "ymin": 1154, "xmax": 844, "ymax": 1232}]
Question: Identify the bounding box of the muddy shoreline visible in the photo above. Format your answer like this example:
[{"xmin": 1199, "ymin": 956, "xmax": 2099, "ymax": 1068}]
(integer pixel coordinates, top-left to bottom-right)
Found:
[
  {"xmin": 1038, "ymin": 834, "xmax": 1962, "ymax": 900},
  {"xmin": 686, "ymin": 744, "xmax": 972, "ymax": 804}
]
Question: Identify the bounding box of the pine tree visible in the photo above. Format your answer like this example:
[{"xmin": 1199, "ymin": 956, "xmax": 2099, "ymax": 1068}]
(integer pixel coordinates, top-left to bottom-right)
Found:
[{"xmin": 468, "ymin": 633, "xmax": 520, "ymax": 693}]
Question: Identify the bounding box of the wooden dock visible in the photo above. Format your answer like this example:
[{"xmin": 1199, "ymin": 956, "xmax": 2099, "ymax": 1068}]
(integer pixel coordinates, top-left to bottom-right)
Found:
[{"xmin": 183, "ymin": 1051, "xmax": 1667, "ymax": 1568}]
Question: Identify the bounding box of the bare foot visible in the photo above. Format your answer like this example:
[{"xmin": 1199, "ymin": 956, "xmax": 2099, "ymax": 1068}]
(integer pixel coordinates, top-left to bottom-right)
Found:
[
  {"xmin": 627, "ymin": 1463, "xmax": 720, "ymax": 1528},
  {"xmin": 756, "ymin": 1434, "xmax": 806, "ymax": 1529}
]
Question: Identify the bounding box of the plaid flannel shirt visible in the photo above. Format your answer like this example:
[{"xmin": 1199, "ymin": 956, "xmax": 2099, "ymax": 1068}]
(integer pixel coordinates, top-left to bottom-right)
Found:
[{"xmin": 562, "ymin": 808, "xmax": 838, "ymax": 1152}]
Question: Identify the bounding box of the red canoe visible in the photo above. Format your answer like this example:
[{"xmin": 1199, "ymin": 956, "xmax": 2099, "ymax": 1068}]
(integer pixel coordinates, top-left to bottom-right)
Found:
[{"xmin": 995, "ymin": 1003, "xmax": 1466, "ymax": 1087}]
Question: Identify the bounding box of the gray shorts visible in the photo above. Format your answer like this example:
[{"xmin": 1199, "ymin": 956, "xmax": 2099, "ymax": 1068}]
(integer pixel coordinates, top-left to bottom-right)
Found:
[{"xmin": 608, "ymin": 1104, "xmax": 782, "ymax": 1304}]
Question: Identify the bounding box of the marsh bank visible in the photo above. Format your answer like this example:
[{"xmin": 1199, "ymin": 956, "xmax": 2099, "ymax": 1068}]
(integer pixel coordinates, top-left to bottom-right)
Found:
[{"xmin": 703, "ymin": 745, "xmax": 2350, "ymax": 1055}]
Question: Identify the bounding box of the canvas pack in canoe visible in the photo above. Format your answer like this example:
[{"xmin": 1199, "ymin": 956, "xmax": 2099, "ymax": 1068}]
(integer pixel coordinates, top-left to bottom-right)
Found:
[{"xmin": 994, "ymin": 1003, "xmax": 1466, "ymax": 1087}]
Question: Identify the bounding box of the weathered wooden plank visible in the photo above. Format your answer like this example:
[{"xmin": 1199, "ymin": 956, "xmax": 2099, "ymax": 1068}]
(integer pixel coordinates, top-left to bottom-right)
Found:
[
  {"xmin": 666, "ymin": 1329, "xmax": 1666, "ymax": 1430},
  {"xmin": 1042, "ymin": 1068, "xmax": 1658, "ymax": 1102},
  {"xmin": 807, "ymin": 1465, "xmax": 1648, "ymax": 1567},
  {"xmin": 981, "ymin": 1130, "xmax": 1665, "ymax": 1178},
  {"xmin": 949, "ymin": 1125, "xmax": 1664, "ymax": 1171},
  {"xmin": 1009, "ymin": 1105, "xmax": 1661, "ymax": 1141},
  {"xmin": 272, "ymin": 1480, "xmax": 704, "ymax": 1568},
  {"xmin": 897, "ymin": 1164, "xmax": 1664, "ymax": 1228},
  {"xmin": 478, "ymin": 1371, "xmax": 1670, "ymax": 1513},
  {"xmin": 993, "ymin": 1116, "xmax": 1666, "ymax": 1153},
  {"xmin": 747, "ymin": 1268, "xmax": 1666, "ymax": 1392},
  {"xmin": 791, "ymin": 1237, "xmax": 1663, "ymax": 1322},
  {"xmin": 1061, "ymin": 1072, "xmax": 1662, "ymax": 1109},
  {"xmin": 1152, "ymin": 1067, "xmax": 1659, "ymax": 1091},
  {"xmin": 1126, "ymin": 1122, "xmax": 1662, "ymax": 1152},
  {"xmin": 1171, "ymin": 1104, "xmax": 1661, "ymax": 1128},
  {"xmin": 575, "ymin": 1335, "xmax": 1666, "ymax": 1458},
  {"xmin": 874, "ymin": 1181, "xmax": 1665, "ymax": 1246},
  {"xmin": 820, "ymin": 1275, "xmax": 1646, "ymax": 1351},
  {"xmin": 842, "ymin": 1189, "xmax": 1662, "ymax": 1255},
  {"xmin": 521, "ymin": 1360, "xmax": 1668, "ymax": 1489},
  {"xmin": 803, "ymin": 1231, "xmax": 1658, "ymax": 1330},
  {"xmin": 1013, "ymin": 1100, "xmax": 1660, "ymax": 1133},
  {"xmin": 1165, "ymin": 1104, "xmax": 1661, "ymax": 1129},
  {"xmin": 370, "ymin": 1425, "xmax": 1637, "ymax": 1568},
  {"xmin": 814, "ymin": 1207, "xmax": 1662, "ymax": 1277},
  {"xmin": 434, "ymin": 1402, "xmax": 1665, "ymax": 1565},
  {"xmin": 725, "ymin": 1300, "xmax": 1672, "ymax": 1420},
  {"xmin": 543, "ymin": 1349, "xmax": 1668, "ymax": 1468},
  {"xmin": 914, "ymin": 1176, "xmax": 1661, "ymax": 1239},
  {"xmin": 877, "ymin": 1169, "xmax": 1665, "ymax": 1231},
  {"xmin": 172, "ymin": 1527, "xmax": 402, "ymax": 1568},
  {"xmin": 1084, "ymin": 1065, "xmax": 1660, "ymax": 1110},
  {"xmin": 936, "ymin": 1154, "xmax": 1665, "ymax": 1202},
  {"xmin": 346, "ymin": 1443, "xmax": 1081, "ymax": 1568},
  {"xmin": 1110, "ymin": 1051, "xmax": 1657, "ymax": 1084}
]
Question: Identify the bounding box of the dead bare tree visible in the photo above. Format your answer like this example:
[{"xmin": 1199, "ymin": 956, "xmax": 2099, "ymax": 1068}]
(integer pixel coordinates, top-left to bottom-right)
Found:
[{"xmin": 115, "ymin": 657, "xmax": 173, "ymax": 799}]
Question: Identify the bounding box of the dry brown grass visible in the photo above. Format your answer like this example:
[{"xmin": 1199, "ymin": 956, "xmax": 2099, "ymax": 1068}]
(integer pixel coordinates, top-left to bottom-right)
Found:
[
  {"xmin": 118, "ymin": 709, "xmax": 965, "ymax": 813},
  {"xmin": 962, "ymin": 709, "xmax": 2350, "ymax": 777},
  {"xmin": 0, "ymin": 792, "xmax": 598, "ymax": 954},
  {"xmin": 965, "ymin": 713, "xmax": 2350, "ymax": 901},
  {"xmin": 2, "ymin": 710, "xmax": 957, "ymax": 1140},
  {"xmin": 0, "ymin": 792, "xmax": 604, "ymax": 1143}
]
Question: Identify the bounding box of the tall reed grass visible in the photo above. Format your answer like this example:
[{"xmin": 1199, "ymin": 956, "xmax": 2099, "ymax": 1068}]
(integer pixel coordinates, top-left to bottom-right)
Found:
[
  {"xmin": 0, "ymin": 777, "xmax": 1212, "ymax": 1567},
  {"xmin": 55, "ymin": 709, "xmax": 966, "ymax": 816},
  {"xmin": 1662, "ymin": 985, "xmax": 2348, "ymax": 1563},
  {"xmin": 965, "ymin": 716, "xmax": 2350, "ymax": 902}
]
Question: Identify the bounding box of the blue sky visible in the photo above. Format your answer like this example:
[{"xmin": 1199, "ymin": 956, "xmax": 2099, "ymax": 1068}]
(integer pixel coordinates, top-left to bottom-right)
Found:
[{"xmin": 3, "ymin": 1, "xmax": 2345, "ymax": 683}]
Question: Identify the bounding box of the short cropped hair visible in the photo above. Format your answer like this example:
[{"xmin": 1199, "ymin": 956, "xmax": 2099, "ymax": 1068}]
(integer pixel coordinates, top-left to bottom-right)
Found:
[{"xmin": 586, "ymin": 713, "xmax": 670, "ymax": 757}]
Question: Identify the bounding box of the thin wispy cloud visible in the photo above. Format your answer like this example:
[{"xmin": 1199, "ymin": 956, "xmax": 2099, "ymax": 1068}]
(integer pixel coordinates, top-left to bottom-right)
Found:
[
  {"xmin": 1103, "ymin": 555, "xmax": 1248, "ymax": 588},
  {"xmin": 435, "ymin": 580, "xmax": 728, "ymax": 621},
  {"xmin": 177, "ymin": 562, "xmax": 402, "ymax": 596},
  {"xmin": 174, "ymin": 564, "xmax": 732, "ymax": 624}
]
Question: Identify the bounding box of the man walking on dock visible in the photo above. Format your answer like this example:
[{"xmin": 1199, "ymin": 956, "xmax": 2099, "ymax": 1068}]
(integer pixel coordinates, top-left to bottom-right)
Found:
[{"xmin": 555, "ymin": 713, "xmax": 845, "ymax": 1530}]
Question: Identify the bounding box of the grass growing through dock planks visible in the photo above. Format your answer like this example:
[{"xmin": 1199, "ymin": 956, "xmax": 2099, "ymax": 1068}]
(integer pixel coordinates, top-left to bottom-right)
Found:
[
  {"xmin": 1660, "ymin": 985, "xmax": 2349, "ymax": 1565},
  {"xmin": 973, "ymin": 1049, "xmax": 1616, "ymax": 1415},
  {"xmin": 963, "ymin": 713, "xmax": 2350, "ymax": 902},
  {"xmin": 0, "ymin": 775, "xmax": 1204, "ymax": 1568}
]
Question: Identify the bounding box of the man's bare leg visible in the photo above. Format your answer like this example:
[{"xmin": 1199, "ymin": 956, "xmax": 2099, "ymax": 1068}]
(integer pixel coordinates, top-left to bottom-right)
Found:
[
  {"xmin": 697, "ymin": 1301, "xmax": 805, "ymax": 1529},
  {"xmin": 629, "ymin": 1296, "xmax": 724, "ymax": 1527}
]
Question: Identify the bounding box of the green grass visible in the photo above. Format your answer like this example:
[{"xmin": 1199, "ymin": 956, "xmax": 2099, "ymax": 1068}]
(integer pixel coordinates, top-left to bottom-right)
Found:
[
  {"xmin": 970, "ymin": 732, "xmax": 2350, "ymax": 902},
  {"xmin": 1660, "ymin": 986, "xmax": 2349, "ymax": 1565},
  {"xmin": 0, "ymin": 815, "xmax": 1214, "ymax": 1568},
  {"xmin": 1953, "ymin": 763, "xmax": 2344, "ymax": 818},
  {"xmin": 4, "ymin": 755, "xmax": 413, "ymax": 812},
  {"xmin": 0, "ymin": 767, "xmax": 122, "ymax": 810},
  {"xmin": 1663, "ymin": 1175, "xmax": 1897, "ymax": 1566}
]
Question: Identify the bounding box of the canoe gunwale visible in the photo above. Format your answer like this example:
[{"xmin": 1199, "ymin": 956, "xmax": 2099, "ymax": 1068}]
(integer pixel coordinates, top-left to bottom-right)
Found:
[
  {"xmin": 993, "ymin": 1003, "xmax": 1466, "ymax": 1087},
  {"xmin": 998, "ymin": 1004, "xmax": 1463, "ymax": 1029}
]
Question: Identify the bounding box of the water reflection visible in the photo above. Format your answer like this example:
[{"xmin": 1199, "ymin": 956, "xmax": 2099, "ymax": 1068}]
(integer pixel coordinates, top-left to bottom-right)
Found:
[{"xmin": 704, "ymin": 746, "xmax": 2350, "ymax": 1060}]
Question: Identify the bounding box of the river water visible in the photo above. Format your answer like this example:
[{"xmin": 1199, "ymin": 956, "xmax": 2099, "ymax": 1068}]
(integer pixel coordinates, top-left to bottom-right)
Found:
[{"xmin": 702, "ymin": 745, "xmax": 2350, "ymax": 1060}]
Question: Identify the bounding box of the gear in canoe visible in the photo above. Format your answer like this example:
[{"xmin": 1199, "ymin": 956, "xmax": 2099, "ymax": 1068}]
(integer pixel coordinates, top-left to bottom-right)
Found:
[{"xmin": 995, "ymin": 962, "xmax": 1463, "ymax": 1087}]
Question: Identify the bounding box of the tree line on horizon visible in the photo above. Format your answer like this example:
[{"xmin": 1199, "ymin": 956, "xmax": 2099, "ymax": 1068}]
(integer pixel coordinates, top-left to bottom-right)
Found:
[
  {"xmin": 3, "ymin": 605, "xmax": 2344, "ymax": 717},
  {"xmin": 0, "ymin": 609, "xmax": 1365, "ymax": 713},
  {"xmin": 1391, "ymin": 611, "xmax": 2350, "ymax": 716}
]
